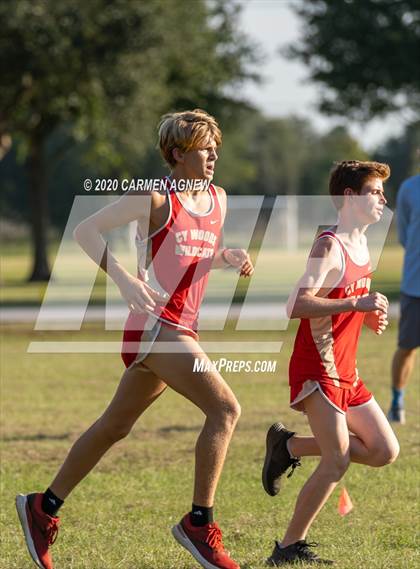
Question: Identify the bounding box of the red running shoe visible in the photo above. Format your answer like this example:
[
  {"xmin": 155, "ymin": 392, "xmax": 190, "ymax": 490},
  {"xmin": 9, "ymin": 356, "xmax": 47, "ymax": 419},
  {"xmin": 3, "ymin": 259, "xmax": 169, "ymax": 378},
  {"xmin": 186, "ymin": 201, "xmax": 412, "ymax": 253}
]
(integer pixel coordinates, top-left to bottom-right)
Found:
[
  {"xmin": 15, "ymin": 493, "xmax": 60, "ymax": 569},
  {"xmin": 172, "ymin": 513, "xmax": 240, "ymax": 569}
]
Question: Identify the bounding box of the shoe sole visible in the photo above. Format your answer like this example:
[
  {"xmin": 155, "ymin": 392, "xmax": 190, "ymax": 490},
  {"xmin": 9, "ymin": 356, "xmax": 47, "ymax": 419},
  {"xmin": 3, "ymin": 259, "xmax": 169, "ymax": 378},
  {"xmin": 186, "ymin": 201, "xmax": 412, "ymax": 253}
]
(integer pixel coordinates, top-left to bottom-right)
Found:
[
  {"xmin": 262, "ymin": 423, "xmax": 286, "ymax": 497},
  {"xmin": 15, "ymin": 494, "xmax": 44, "ymax": 569},
  {"xmin": 266, "ymin": 554, "xmax": 333, "ymax": 566},
  {"xmin": 172, "ymin": 522, "xmax": 229, "ymax": 569}
]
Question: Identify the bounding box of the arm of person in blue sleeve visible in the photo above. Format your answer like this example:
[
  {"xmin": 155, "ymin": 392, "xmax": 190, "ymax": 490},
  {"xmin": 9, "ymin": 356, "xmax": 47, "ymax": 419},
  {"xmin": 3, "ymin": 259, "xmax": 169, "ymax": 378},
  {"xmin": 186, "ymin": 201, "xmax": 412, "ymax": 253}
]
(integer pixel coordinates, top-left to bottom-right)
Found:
[{"xmin": 396, "ymin": 182, "xmax": 409, "ymax": 247}]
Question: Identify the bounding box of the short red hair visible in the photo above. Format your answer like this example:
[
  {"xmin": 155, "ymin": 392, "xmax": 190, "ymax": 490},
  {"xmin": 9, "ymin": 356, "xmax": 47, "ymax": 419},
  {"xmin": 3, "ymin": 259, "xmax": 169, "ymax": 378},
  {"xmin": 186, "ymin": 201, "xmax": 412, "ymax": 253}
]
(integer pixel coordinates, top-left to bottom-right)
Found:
[{"xmin": 329, "ymin": 160, "xmax": 390, "ymax": 208}]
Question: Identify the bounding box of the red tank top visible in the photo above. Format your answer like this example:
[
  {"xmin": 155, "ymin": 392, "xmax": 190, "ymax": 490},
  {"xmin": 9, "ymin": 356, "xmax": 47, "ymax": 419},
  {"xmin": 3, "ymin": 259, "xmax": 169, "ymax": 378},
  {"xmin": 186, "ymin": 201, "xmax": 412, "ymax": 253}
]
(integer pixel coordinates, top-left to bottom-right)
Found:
[
  {"xmin": 136, "ymin": 178, "xmax": 223, "ymax": 332},
  {"xmin": 289, "ymin": 231, "xmax": 371, "ymax": 388}
]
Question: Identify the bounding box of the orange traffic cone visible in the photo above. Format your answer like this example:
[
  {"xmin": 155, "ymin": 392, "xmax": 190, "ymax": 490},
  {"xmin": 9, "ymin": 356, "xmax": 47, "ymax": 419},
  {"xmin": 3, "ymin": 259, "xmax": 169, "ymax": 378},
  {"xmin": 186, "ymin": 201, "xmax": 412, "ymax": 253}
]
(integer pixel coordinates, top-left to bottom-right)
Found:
[{"xmin": 338, "ymin": 486, "xmax": 353, "ymax": 516}]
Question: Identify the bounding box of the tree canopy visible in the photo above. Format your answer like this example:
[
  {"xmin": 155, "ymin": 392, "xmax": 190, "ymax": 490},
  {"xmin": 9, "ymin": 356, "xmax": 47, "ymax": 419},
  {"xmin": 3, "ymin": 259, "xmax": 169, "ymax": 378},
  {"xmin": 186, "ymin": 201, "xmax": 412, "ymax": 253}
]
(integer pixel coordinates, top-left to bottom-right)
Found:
[
  {"xmin": 288, "ymin": 0, "xmax": 420, "ymax": 119},
  {"xmin": 0, "ymin": 0, "xmax": 259, "ymax": 279},
  {"xmin": 0, "ymin": 0, "xmax": 259, "ymax": 168},
  {"xmin": 374, "ymin": 119, "xmax": 420, "ymax": 196}
]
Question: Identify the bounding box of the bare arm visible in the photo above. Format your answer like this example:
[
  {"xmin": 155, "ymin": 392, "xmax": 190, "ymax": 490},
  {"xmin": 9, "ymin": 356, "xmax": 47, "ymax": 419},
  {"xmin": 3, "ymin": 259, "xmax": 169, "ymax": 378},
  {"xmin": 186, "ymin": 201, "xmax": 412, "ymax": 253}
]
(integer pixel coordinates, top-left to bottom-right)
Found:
[
  {"xmin": 211, "ymin": 187, "xmax": 254, "ymax": 276},
  {"xmin": 73, "ymin": 191, "xmax": 168, "ymax": 312},
  {"xmin": 287, "ymin": 237, "xmax": 388, "ymax": 319},
  {"xmin": 73, "ymin": 194, "xmax": 141, "ymax": 285}
]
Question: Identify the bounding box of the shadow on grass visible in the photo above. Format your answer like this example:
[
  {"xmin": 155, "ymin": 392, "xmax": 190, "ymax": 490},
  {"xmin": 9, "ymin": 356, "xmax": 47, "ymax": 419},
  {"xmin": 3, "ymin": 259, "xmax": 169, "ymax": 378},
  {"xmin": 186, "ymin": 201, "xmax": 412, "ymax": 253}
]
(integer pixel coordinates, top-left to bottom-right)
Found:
[{"xmin": 2, "ymin": 432, "xmax": 71, "ymax": 442}]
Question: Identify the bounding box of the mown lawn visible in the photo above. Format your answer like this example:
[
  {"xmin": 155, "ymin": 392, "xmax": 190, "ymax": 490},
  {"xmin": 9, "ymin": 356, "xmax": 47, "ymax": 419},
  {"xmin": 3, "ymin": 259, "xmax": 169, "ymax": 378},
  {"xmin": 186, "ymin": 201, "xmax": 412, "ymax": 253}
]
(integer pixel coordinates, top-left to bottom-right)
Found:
[{"xmin": 0, "ymin": 321, "xmax": 418, "ymax": 569}]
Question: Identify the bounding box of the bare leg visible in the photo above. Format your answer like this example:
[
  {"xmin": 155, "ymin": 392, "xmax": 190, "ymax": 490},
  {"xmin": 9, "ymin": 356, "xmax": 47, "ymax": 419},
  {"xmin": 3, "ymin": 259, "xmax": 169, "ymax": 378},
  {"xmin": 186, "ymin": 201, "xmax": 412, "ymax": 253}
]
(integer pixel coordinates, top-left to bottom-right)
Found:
[
  {"xmin": 50, "ymin": 366, "xmax": 167, "ymax": 499},
  {"xmin": 346, "ymin": 398, "xmax": 399, "ymax": 466},
  {"xmin": 392, "ymin": 347, "xmax": 417, "ymax": 390},
  {"xmin": 281, "ymin": 391, "xmax": 350, "ymax": 547},
  {"xmin": 288, "ymin": 399, "xmax": 399, "ymax": 467},
  {"xmin": 143, "ymin": 325, "xmax": 241, "ymax": 507}
]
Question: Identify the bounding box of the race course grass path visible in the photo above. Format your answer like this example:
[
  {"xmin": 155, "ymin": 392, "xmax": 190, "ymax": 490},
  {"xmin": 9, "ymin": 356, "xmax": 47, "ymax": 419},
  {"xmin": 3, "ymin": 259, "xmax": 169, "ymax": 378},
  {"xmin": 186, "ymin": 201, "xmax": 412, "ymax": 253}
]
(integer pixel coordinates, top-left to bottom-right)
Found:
[{"xmin": 1, "ymin": 322, "xmax": 418, "ymax": 568}]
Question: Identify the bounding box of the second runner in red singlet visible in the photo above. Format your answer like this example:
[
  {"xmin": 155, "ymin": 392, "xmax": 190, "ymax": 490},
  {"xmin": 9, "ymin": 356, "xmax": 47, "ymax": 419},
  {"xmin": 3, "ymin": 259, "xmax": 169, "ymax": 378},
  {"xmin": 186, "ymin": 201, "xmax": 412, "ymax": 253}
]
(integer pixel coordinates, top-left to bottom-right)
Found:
[{"xmin": 289, "ymin": 230, "xmax": 374, "ymax": 413}]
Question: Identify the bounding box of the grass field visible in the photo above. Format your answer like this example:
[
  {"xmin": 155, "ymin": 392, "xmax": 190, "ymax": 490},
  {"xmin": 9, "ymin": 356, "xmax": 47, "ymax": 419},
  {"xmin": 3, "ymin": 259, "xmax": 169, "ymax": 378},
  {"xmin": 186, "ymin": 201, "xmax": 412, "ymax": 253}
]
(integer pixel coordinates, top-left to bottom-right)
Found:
[{"xmin": 1, "ymin": 321, "xmax": 419, "ymax": 569}]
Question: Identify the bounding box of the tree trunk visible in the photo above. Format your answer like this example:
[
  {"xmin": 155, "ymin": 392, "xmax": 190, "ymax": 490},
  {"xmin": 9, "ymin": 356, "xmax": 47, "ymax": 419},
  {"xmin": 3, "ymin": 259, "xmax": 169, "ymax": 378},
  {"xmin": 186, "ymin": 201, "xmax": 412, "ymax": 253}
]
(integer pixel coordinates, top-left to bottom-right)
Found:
[{"xmin": 27, "ymin": 132, "xmax": 51, "ymax": 281}]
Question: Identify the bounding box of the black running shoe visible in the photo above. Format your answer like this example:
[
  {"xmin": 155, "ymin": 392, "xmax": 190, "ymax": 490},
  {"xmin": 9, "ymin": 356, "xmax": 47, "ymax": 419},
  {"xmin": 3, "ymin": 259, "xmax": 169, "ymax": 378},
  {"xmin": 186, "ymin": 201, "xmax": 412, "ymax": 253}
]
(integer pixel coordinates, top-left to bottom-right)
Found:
[
  {"xmin": 266, "ymin": 540, "xmax": 334, "ymax": 565},
  {"xmin": 262, "ymin": 423, "xmax": 301, "ymax": 496}
]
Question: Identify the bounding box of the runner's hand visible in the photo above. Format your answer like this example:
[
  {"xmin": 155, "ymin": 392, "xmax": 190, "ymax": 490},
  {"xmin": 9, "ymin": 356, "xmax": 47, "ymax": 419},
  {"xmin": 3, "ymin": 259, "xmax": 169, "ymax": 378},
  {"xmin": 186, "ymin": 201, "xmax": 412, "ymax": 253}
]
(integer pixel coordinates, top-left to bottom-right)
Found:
[
  {"xmin": 364, "ymin": 310, "xmax": 389, "ymax": 335},
  {"xmin": 224, "ymin": 248, "xmax": 254, "ymax": 277},
  {"xmin": 118, "ymin": 274, "xmax": 168, "ymax": 313},
  {"xmin": 355, "ymin": 292, "xmax": 389, "ymax": 314}
]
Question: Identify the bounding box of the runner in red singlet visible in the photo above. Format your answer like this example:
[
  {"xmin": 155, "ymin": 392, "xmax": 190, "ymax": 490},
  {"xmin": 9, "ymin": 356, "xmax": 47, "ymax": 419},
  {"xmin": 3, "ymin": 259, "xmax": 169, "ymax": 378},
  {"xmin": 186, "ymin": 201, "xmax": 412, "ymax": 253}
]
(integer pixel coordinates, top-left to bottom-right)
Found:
[
  {"xmin": 122, "ymin": 174, "xmax": 225, "ymax": 369},
  {"xmin": 16, "ymin": 109, "xmax": 253, "ymax": 569},
  {"xmin": 289, "ymin": 229, "xmax": 372, "ymax": 401},
  {"xmin": 262, "ymin": 161, "xmax": 400, "ymax": 566}
]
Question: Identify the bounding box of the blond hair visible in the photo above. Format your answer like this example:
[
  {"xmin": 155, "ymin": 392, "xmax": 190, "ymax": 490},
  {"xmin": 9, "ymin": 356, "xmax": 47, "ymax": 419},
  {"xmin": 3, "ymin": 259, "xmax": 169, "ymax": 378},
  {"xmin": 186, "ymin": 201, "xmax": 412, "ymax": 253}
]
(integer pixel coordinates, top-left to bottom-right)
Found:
[{"xmin": 158, "ymin": 109, "xmax": 222, "ymax": 167}]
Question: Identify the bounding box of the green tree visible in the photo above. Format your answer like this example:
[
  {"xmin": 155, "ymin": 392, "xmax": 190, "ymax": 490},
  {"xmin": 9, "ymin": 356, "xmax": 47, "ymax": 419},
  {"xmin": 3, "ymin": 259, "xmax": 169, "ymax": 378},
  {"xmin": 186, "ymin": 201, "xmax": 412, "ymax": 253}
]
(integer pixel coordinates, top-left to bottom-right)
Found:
[
  {"xmin": 0, "ymin": 0, "xmax": 258, "ymax": 280},
  {"xmin": 288, "ymin": 0, "xmax": 420, "ymax": 119},
  {"xmin": 215, "ymin": 116, "xmax": 369, "ymax": 197},
  {"xmin": 374, "ymin": 120, "xmax": 420, "ymax": 202},
  {"xmin": 212, "ymin": 107, "xmax": 260, "ymax": 194},
  {"xmin": 252, "ymin": 117, "xmax": 315, "ymax": 195},
  {"xmin": 301, "ymin": 126, "xmax": 370, "ymax": 195},
  {"xmin": 215, "ymin": 113, "xmax": 316, "ymax": 196}
]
